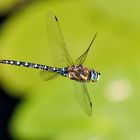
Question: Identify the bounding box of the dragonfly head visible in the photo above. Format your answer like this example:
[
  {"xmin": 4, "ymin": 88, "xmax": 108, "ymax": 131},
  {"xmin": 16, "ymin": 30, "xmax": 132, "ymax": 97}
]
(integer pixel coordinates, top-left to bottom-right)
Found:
[{"xmin": 90, "ymin": 69, "xmax": 100, "ymax": 82}]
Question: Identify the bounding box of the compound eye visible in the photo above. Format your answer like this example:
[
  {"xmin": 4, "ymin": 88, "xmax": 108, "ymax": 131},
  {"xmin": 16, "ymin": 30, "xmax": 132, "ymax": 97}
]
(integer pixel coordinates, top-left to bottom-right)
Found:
[
  {"xmin": 93, "ymin": 73, "xmax": 97, "ymax": 79},
  {"xmin": 91, "ymin": 70, "xmax": 97, "ymax": 81}
]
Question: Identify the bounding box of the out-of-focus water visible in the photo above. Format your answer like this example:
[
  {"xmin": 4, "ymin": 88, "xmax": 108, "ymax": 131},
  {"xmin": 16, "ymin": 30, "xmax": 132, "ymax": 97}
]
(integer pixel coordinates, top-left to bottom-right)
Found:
[{"xmin": 0, "ymin": 0, "xmax": 140, "ymax": 140}]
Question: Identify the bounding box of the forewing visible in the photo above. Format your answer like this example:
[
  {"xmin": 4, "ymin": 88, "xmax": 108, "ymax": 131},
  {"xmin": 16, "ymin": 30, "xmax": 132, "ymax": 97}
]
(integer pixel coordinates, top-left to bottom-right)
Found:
[
  {"xmin": 46, "ymin": 12, "xmax": 74, "ymax": 67},
  {"xmin": 75, "ymin": 33, "xmax": 97, "ymax": 65},
  {"xmin": 73, "ymin": 81, "xmax": 92, "ymax": 116},
  {"xmin": 40, "ymin": 71, "xmax": 59, "ymax": 81}
]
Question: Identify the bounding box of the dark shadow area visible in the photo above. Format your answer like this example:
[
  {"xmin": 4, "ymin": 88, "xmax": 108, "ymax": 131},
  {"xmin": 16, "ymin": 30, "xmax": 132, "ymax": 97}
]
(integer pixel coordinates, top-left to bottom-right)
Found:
[
  {"xmin": 0, "ymin": 1, "xmax": 30, "ymax": 139},
  {"xmin": 0, "ymin": 87, "xmax": 21, "ymax": 140},
  {"xmin": 0, "ymin": 0, "xmax": 33, "ymax": 28}
]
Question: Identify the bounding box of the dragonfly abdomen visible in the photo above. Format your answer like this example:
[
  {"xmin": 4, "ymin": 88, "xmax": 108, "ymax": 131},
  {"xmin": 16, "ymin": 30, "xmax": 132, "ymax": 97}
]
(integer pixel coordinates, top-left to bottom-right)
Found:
[
  {"xmin": 0, "ymin": 60, "xmax": 48, "ymax": 70},
  {"xmin": 0, "ymin": 60, "xmax": 68, "ymax": 76}
]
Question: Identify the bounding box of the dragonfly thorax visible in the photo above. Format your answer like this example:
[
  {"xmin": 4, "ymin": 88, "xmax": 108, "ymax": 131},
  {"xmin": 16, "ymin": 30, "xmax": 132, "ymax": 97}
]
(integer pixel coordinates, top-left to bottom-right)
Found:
[{"xmin": 67, "ymin": 65, "xmax": 90, "ymax": 82}]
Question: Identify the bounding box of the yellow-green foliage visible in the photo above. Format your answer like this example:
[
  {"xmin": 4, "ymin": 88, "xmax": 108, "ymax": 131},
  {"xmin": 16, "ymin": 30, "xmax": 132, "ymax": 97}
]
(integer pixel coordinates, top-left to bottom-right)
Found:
[{"xmin": 0, "ymin": 0, "xmax": 139, "ymax": 140}]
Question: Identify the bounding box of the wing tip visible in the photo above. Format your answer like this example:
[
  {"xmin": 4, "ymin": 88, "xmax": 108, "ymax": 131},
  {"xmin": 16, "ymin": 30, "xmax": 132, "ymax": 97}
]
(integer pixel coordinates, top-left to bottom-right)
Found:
[
  {"xmin": 84, "ymin": 102, "xmax": 92, "ymax": 116},
  {"xmin": 90, "ymin": 102, "xmax": 92, "ymax": 107},
  {"xmin": 88, "ymin": 102, "xmax": 92, "ymax": 116},
  {"xmin": 47, "ymin": 11, "xmax": 59, "ymax": 22},
  {"xmin": 55, "ymin": 16, "xmax": 58, "ymax": 22}
]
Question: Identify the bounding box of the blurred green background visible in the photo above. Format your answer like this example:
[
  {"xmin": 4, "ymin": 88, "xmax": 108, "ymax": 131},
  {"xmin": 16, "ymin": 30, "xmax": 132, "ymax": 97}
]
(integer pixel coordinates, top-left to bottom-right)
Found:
[{"xmin": 0, "ymin": 0, "xmax": 140, "ymax": 140}]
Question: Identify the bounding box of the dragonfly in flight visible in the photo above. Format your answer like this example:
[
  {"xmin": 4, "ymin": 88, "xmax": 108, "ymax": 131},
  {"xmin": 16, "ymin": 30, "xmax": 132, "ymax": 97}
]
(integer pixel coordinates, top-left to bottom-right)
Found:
[{"xmin": 0, "ymin": 12, "xmax": 100, "ymax": 116}]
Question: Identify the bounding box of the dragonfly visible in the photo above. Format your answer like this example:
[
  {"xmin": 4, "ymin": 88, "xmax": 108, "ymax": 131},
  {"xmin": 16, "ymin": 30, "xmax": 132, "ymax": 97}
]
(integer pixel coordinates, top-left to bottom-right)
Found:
[{"xmin": 0, "ymin": 12, "xmax": 100, "ymax": 116}]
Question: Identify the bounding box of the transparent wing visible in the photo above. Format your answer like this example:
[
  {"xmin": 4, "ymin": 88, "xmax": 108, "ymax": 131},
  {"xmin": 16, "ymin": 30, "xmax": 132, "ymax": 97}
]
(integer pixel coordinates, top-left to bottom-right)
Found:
[
  {"xmin": 46, "ymin": 12, "xmax": 74, "ymax": 67},
  {"xmin": 73, "ymin": 81, "xmax": 92, "ymax": 116},
  {"xmin": 40, "ymin": 71, "xmax": 59, "ymax": 81},
  {"xmin": 75, "ymin": 33, "xmax": 97, "ymax": 65}
]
